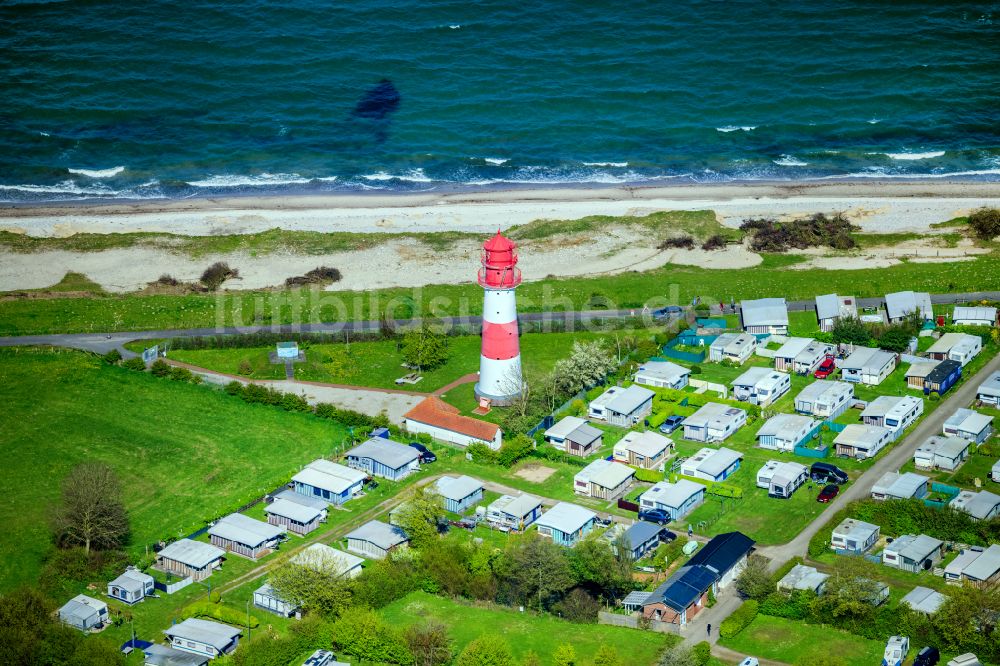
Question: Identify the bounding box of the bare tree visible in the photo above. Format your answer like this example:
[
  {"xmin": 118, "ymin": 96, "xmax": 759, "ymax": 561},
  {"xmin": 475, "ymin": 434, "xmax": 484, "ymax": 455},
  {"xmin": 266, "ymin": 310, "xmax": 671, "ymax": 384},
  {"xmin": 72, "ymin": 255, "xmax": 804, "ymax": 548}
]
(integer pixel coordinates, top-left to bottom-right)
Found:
[
  {"xmin": 52, "ymin": 462, "xmax": 129, "ymax": 555},
  {"xmin": 498, "ymin": 364, "xmax": 531, "ymax": 417}
]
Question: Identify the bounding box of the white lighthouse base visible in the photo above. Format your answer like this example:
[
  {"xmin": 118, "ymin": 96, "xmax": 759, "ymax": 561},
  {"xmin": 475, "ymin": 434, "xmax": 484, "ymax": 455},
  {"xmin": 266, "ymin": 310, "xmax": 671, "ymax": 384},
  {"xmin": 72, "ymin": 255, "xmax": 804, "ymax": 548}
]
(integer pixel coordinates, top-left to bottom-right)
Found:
[{"xmin": 475, "ymin": 355, "xmax": 522, "ymax": 406}]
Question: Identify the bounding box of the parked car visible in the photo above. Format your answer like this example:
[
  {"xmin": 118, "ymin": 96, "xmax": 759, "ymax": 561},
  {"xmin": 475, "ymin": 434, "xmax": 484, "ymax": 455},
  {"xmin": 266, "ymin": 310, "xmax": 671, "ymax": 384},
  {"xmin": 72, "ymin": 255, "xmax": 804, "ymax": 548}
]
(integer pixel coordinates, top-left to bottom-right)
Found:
[
  {"xmin": 652, "ymin": 305, "xmax": 683, "ymax": 320},
  {"xmin": 658, "ymin": 528, "xmax": 678, "ymax": 543},
  {"xmin": 659, "ymin": 415, "xmax": 685, "ymax": 434},
  {"xmin": 409, "ymin": 442, "xmax": 436, "ymax": 463},
  {"xmin": 814, "ymin": 355, "xmax": 837, "ymax": 379},
  {"xmin": 638, "ymin": 508, "xmax": 671, "ymax": 525},
  {"xmin": 817, "ymin": 484, "xmax": 840, "ymax": 503},
  {"xmin": 738, "ymin": 659, "xmax": 759, "ymax": 666},
  {"xmin": 811, "ymin": 461, "xmax": 849, "ymax": 485},
  {"xmin": 914, "ymin": 646, "xmax": 940, "ymax": 666}
]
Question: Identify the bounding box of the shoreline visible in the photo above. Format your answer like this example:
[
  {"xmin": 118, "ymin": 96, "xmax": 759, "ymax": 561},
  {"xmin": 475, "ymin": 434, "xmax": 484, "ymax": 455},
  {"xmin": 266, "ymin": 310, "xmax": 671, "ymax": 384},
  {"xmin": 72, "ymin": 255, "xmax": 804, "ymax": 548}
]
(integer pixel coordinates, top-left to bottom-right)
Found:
[{"xmin": 4, "ymin": 178, "xmax": 1000, "ymax": 219}]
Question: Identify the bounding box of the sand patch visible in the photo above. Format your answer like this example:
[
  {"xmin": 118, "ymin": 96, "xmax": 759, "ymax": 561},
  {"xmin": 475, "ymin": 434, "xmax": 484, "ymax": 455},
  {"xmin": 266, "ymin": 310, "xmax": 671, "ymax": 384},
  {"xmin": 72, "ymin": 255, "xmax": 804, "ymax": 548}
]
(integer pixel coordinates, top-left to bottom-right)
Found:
[
  {"xmin": 789, "ymin": 238, "xmax": 990, "ymax": 271},
  {"xmin": 514, "ymin": 464, "xmax": 557, "ymax": 483}
]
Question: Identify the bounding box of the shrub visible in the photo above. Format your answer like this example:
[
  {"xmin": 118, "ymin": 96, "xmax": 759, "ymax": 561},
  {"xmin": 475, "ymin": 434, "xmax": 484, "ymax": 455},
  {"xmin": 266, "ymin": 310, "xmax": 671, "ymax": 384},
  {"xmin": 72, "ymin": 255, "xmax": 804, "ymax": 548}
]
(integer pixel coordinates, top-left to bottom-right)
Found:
[
  {"xmin": 552, "ymin": 588, "xmax": 600, "ymax": 623},
  {"xmin": 122, "ymin": 357, "xmax": 146, "ymax": 371},
  {"xmin": 467, "ymin": 442, "xmax": 499, "ymax": 464},
  {"xmin": 658, "ymin": 235, "xmax": 695, "ymax": 250},
  {"xmin": 200, "ymin": 262, "xmax": 238, "ymax": 290},
  {"xmin": 209, "ymin": 590, "xmax": 221, "ymax": 604},
  {"xmin": 929, "ymin": 393, "xmax": 940, "ymax": 402},
  {"xmin": 701, "ymin": 234, "xmax": 727, "ymax": 251},
  {"xmin": 102, "ymin": 349, "xmax": 122, "ymax": 365},
  {"xmin": 688, "ymin": 364, "xmax": 702, "ymax": 375},
  {"xmin": 285, "ymin": 266, "xmax": 343, "ymax": 287},
  {"xmin": 691, "ymin": 641, "xmax": 712, "ymax": 665},
  {"xmin": 150, "ymin": 359, "xmax": 171, "ymax": 377},
  {"xmin": 238, "ymin": 359, "xmax": 253, "ymax": 376},
  {"xmin": 497, "ymin": 434, "xmax": 534, "ymax": 468},
  {"xmin": 153, "ymin": 274, "xmax": 179, "ymax": 286},
  {"xmin": 169, "ymin": 367, "xmax": 193, "ymax": 382},
  {"xmin": 968, "ymin": 207, "xmax": 1000, "ymax": 240},
  {"xmin": 740, "ymin": 213, "xmax": 857, "ymax": 252},
  {"xmin": 719, "ymin": 599, "xmax": 757, "ymax": 638}
]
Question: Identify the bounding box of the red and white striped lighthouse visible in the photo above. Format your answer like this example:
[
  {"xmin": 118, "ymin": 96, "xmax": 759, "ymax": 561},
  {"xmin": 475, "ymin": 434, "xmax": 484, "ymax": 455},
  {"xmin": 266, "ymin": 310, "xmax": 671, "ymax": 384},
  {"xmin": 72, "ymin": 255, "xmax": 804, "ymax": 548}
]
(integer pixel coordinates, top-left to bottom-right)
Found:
[{"xmin": 475, "ymin": 230, "xmax": 523, "ymax": 405}]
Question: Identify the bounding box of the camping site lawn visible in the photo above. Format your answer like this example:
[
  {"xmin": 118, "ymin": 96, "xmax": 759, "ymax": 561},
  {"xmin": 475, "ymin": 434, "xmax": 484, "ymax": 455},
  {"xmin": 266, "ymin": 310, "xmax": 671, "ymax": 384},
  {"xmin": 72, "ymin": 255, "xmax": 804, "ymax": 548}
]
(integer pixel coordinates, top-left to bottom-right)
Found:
[
  {"xmin": 0, "ymin": 347, "xmax": 347, "ymax": 590},
  {"xmin": 380, "ymin": 590, "xmax": 673, "ymax": 664},
  {"xmin": 719, "ymin": 615, "xmax": 884, "ymax": 664}
]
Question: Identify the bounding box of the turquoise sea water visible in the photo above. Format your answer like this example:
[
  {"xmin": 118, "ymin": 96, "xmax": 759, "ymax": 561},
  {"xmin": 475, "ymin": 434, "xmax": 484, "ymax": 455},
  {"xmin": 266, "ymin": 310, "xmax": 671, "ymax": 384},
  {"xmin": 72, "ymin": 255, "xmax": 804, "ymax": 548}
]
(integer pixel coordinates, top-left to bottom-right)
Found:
[{"xmin": 1, "ymin": 0, "xmax": 999, "ymax": 202}]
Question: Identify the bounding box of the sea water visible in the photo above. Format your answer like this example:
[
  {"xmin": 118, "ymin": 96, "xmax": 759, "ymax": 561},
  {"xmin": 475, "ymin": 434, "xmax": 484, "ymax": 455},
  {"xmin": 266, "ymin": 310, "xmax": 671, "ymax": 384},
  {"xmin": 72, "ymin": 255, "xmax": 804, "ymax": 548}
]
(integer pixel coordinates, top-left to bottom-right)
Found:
[{"xmin": 1, "ymin": 0, "xmax": 998, "ymax": 202}]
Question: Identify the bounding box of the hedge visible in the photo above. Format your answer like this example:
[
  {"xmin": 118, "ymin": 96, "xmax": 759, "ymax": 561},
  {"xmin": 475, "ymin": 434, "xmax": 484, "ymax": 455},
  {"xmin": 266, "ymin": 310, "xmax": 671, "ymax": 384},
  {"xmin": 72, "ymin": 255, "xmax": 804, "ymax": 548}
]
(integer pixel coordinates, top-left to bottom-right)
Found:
[
  {"xmin": 647, "ymin": 411, "xmax": 670, "ymax": 429},
  {"xmin": 719, "ymin": 599, "xmax": 757, "ymax": 638},
  {"xmin": 635, "ymin": 468, "xmax": 665, "ymax": 483},
  {"xmin": 708, "ymin": 482, "xmax": 742, "ymax": 499},
  {"xmin": 184, "ymin": 601, "xmax": 260, "ymax": 628}
]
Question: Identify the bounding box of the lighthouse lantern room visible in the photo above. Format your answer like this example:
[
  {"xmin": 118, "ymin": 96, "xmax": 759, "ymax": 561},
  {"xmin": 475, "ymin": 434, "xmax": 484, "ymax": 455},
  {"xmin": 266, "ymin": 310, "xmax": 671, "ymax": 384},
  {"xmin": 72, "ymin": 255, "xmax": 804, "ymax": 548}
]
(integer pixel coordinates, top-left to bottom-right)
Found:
[{"xmin": 475, "ymin": 230, "xmax": 523, "ymax": 406}]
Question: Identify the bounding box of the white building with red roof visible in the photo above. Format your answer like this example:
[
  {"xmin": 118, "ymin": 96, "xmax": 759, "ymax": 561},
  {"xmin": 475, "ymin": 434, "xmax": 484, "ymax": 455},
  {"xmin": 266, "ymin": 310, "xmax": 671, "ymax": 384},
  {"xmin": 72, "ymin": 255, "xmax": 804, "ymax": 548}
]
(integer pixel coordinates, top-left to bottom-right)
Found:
[{"xmin": 403, "ymin": 397, "xmax": 502, "ymax": 450}]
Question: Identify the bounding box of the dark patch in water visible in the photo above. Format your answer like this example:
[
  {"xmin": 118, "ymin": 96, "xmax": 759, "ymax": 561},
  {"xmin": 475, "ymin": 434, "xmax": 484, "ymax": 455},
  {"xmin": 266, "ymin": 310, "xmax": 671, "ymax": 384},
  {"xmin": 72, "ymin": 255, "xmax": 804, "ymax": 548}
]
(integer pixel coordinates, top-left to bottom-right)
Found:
[{"xmin": 351, "ymin": 78, "xmax": 401, "ymax": 120}]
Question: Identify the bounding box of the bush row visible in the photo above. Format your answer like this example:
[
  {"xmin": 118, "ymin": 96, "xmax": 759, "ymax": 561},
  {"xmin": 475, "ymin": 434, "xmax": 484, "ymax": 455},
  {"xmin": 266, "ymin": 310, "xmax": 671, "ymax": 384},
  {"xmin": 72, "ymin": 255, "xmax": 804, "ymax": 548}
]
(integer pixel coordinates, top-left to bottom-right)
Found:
[{"xmin": 719, "ymin": 599, "xmax": 757, "ymax": 638}]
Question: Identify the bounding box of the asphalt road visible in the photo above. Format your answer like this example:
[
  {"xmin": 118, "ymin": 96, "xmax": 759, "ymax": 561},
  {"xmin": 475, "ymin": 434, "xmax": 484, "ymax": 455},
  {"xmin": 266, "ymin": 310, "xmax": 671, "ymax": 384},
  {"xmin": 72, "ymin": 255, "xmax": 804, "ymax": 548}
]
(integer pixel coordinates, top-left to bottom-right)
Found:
[{"xmin": 1, "ymin": 290, "xmax": 997, "ymax": 357}]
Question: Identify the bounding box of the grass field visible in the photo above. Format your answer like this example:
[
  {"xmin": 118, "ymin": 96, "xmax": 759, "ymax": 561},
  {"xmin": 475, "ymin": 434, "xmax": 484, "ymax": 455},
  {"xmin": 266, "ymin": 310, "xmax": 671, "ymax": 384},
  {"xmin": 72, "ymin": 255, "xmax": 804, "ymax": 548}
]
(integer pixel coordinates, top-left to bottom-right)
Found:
[
  {"xmin": 166, "ymin": 330, "xmax": 617, "ymax": 394},
  {"xmin": 3, "ymin": 251, "xmax": 1000, "ymax": 336},
  {"xmin": 0, "ymin": 347, "xmax": 348, "ymax": 590},
  {"xmin": 380, "ymin": 590, "xmax": 673, "ymax": 665},
  {"xmin": 719, "ymin": 615, "xmax": 884, "ymax": 664}
]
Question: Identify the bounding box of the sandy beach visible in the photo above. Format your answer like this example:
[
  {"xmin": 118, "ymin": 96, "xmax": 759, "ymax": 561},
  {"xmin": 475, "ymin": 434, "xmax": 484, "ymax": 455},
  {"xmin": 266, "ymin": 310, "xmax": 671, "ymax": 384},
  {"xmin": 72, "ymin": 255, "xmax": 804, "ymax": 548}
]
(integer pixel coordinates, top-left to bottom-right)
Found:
[{"xmin": 1, "ymin": 180, "xmax": 998, "ymax": 293}]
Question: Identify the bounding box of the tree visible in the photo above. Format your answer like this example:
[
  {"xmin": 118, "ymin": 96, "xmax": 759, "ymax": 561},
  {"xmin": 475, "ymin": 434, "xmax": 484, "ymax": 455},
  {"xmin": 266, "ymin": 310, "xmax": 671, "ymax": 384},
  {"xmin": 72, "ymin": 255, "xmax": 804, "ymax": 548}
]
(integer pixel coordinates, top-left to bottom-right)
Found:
[
  {"xmin": 503, "ymin": 536, "xmax": 574, "ymax": 610},
  {"xmin": 455, "ymin": 634, "xmax": 514, "ymax": 666},
  {"xmin": 552, "ymin": 587, "xmax": 600, "ymax": 623},
  {"xmin": 968, "ymin": 207, "xmax": 1000, "ymax": 240},
  {"xmin": 551, "ymin": 340, "xmax": 617, "ymax": 394},
  {"xmin": 420, "ymin": 540, "xmax": 471, "ymax": 597},
  {"xmin": 402, "ymin": 324, "xmax": 448, "ymax": 371},
  {"xmin": 735, "ymin": 554, "xmax": 774, "ymax": 601},
  {"xmin": 830, "ymin": 316, "xmax": 872, "ymax": 347},
  {"xmin": 332, "ymin": 607, "xmax": 412, "ymax": 664},
  {"xmin": 553, "ymin": 643, "xmax": 577, "ymax": 666},
  {"xmin": 405, "ymin": 621, "xmax": 452, "ymax": 666},
  {"xmin": 592, "ymin": 645, "xmax": 623, "ymax": 666},
  {"xmin": 569, "ymin": 535, "xmax": 633, "ymax": 600},
  {"xmin": 498, "ymin": 364, "xmax": 532, "ymax": 418},
  {"xmin": 935, "ymin": 583, "xmax": 1000, "ymax": 656},
  {"xmin": 52, "ymin": 462, "xmax": 129, "ymax": 555},
  {"xmin": 267, "ymin": 547, "xmax": 353, "ymax": 617},
  {"xmin": 393, "ymin": 487, "xmax": 446, "ymax": 549}
]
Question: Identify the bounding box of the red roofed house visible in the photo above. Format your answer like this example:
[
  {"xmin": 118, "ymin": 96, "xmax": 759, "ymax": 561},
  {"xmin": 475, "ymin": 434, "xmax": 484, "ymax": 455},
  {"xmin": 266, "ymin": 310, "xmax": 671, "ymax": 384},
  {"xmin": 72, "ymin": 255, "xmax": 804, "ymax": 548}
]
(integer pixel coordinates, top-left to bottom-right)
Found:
[{"xmin": 403, "ymin": 397, "xmax": 503, "ymax": 450}]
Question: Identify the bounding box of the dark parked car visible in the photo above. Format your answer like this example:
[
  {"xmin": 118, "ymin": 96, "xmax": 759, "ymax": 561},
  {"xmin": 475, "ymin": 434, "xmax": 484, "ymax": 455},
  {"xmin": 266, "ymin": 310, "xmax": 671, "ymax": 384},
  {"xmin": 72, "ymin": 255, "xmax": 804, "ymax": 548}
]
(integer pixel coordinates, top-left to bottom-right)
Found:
[
  {"xmin": 638, "ymin": 508, "xmax": 671, "ymax": 525},
  {"xmin": 914, "ymin": 646, "xmax": 940, "ymax": 666},
  {"xmin": 657, "ymin": 528, "xmax": 678, "ymax": 543},
  {"xmin": 659, "ymin": 415, "xmax": 685, "ymax": 434},
  {"xmin": 811, "ymin": 461, "xmax": 849, "ymax": 485},
  {"xmin": 814, "ymin": 355, "xmax": 837, "ymax": 379},
  {"xmin": 409, "ymin": 442, "xmax": 436, "ymax": 463},
  {"xmin": 817, "ymin": 484, "xmax": 839, "ymax": 503},
  {"xmin": 652, "ymin": 305, "xmax": 684, "ymax": 320}
]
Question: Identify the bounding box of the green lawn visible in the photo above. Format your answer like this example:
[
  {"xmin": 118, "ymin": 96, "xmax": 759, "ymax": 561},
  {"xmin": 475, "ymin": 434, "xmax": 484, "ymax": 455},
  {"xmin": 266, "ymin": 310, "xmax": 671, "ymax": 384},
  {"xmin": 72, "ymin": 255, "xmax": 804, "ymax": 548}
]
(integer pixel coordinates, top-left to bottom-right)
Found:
[
  {"xmin": 4, "ymin": 251, "xmax": 1000, "ymax": 335},
  {"xmin": 380, "ymin": 591, "xmax": 673, "ymax": 665},
  {"xmin": 166, "ymin": 330, "xmax": 618, "ymax": 396},
  {"xmin": 719, "ymin": 615, "xmax": 884, "ymax": 664},
  {"xmin": 0, "ymin": 347, "xmax": 348, "ymax": 590}
]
